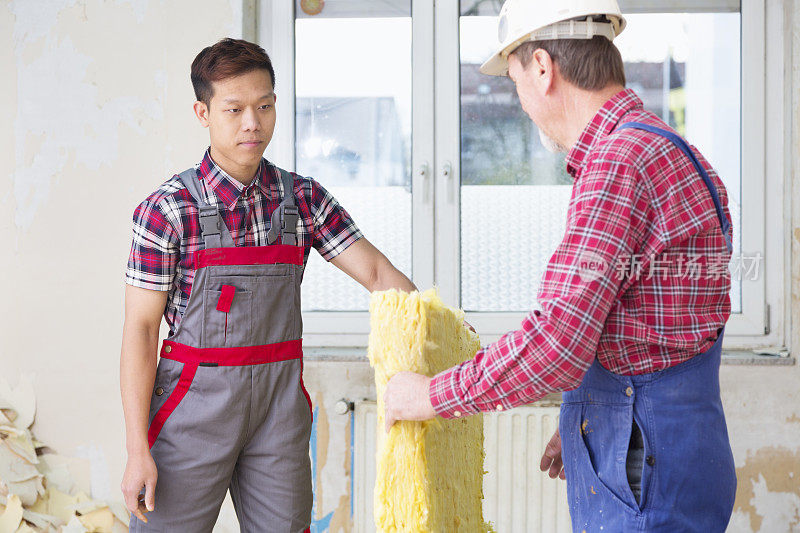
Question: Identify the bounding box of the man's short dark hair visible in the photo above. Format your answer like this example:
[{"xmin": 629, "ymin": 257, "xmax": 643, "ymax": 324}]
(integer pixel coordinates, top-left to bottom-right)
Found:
[
  {"xmin": 512, "ymin": 35, "xmax": 626, "ymax": 91},
  {"xmin": 191, "ymin": 38, "xmax": 276, "ymax": 106}
]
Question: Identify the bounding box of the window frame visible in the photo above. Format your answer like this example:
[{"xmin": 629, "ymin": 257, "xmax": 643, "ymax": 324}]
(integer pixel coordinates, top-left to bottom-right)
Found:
[
  {"xmin": 257, "ymin": 0, "xmax": 787, "ymax": 351},
  {"xmin": 259, "ymin": 0, "xmax": 433, "ymax": 347}
]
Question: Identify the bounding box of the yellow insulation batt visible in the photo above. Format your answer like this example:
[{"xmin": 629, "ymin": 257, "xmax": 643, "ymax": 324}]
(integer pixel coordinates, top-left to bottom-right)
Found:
[{"xmin": 368, "ymin": 289, "xmax": 493, "ymax": 533}]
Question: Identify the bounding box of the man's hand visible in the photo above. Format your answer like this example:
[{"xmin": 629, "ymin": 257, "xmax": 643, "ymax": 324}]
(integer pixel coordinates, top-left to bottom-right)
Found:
[
  {"xmin": 539, "ymin": 428, "xmax": 566, "ymax": 480},
  {"xmin": 383, "ymin": 371, "xmax": 436, "ymax": 433},
  {"xmin": 121, "ymin": 450, "xmax": 158, "ymax": 523}
]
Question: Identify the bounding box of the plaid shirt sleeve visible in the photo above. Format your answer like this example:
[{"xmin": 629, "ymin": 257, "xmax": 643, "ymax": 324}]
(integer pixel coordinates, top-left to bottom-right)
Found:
[
  {"xmin": 429, "ymin": 159, "xmax": 649, "ymax": 419},
  {"xmin": 307, "ymin": 179, "xmax": 363, "ymax": 261},
  {"xmin": 125, "ymin": 199, "xmax": 180, "ymax": 291}
]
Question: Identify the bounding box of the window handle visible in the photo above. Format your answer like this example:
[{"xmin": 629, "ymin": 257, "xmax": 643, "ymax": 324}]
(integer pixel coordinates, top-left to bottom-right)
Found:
[
  {"xmin": 442, "ymin": 161, "xmax": 454, "ymax": 203},
  {"xmin": 417, "ymin": 162, "xmax": 431, "ymax": 203}
]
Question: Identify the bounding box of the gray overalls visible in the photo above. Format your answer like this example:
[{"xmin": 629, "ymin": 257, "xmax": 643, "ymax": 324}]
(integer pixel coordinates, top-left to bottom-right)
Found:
[{"xmin": 131, "ymin": 168, "xmax": 313, "ymax": 533}]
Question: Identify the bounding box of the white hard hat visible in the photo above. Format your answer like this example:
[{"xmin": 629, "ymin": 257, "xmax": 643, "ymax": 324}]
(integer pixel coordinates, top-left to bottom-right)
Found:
[{"xmin": 480, "ymin": 0, "xmax": 627, "ymax": 77}]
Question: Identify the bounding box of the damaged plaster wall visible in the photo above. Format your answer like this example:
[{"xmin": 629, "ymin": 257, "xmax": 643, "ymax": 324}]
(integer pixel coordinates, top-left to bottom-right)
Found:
[{"xmin": 0, "ymin": 0, "xmax": 245, "ymax": 530}]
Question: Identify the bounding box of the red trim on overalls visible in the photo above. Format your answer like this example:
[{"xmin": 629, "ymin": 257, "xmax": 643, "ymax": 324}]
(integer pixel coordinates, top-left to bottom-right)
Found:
[
  {"xmin": 300, "ymin": 359, "xmax": 313, "ymax": 420},
  {"xmin": 148, "ymin": 340, "xmax": 305, "ymax": 448},
  {"xmin": 148, "ymin": 245, "xmax": 305, "ymax": 448},
  {"xmin": 160, "ymin": 339, "xmax": 303, "ymax": 366},
  {"xmin": 195, "ymin": 244, "xmax": 303, "ymax": 268},
  {"xmin": 216, "ymin": 285, "xmax": 237, "ymax": 312},
  {"xmin": 148, "ymin": 362, "xmax": 198, "ymax": 449}
]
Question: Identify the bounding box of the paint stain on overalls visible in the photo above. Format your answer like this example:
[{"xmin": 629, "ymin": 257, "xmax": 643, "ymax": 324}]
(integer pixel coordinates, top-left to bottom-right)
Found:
[
  {"xmin": 560, "ymin": 123, "xmax": 737, "ymax": 533},
  {"xmin": 131, "ymin": 168, "xmax": 313, "ymax": 533}
]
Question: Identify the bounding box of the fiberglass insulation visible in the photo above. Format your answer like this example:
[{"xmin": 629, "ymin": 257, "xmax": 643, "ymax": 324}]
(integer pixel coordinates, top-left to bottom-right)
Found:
[{"xmin": 368, "ymin": 289, "xmax": 492, "ymax": 532}]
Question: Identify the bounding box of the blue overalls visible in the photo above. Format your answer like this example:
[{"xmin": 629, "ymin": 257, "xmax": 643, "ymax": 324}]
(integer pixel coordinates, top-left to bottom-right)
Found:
[{"xmin": 560, "ymin": 123, "xmax": 737, "ymax": 532}]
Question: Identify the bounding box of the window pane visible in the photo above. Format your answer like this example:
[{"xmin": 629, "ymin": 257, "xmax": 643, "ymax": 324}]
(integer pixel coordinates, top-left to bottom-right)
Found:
[
  {"xmin": 614, "ymin": 12, "xmax": 742, "ymax": 312},
  {"xmin": 458, "ymin": 4, "xmax": 742, "ymax": 314},
  {"xmin": 295, "ymin": 3, "xmax": 412, "ymax": 311},
  {"xmin": 459, "ymin": 13, "xmax": 572, "ymax": 313}
]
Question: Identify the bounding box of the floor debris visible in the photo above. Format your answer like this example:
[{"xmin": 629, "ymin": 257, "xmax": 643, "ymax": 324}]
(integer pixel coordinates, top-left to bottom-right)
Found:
[{"xmin": 0, "ymin": 376, "xmax": 130, "ymax": 532}]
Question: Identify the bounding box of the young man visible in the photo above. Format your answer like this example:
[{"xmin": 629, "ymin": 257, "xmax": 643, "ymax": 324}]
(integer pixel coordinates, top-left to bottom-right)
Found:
[
  {"xmin": 120, "ymin": 38, "xmax": 415, "ymax": 532},
  {"xmin": 383, "ymin": 1, "xmax": 737, "ymax": 531}
]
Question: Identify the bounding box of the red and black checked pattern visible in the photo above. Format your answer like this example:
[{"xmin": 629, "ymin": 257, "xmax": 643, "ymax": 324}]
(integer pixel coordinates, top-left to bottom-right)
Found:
[
  {"xmin": 430, "ymin": 89, "xmax": 734, "ymax": 419},
  {"xmin": 125, "ymin": 148, "xmax": 362, "ymax": 333}
]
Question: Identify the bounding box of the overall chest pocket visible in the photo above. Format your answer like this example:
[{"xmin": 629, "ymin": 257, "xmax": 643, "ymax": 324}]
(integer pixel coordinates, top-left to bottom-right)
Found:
[
  {"xmin": 249, "ymin": 276, "xmax": 300, "ymax": 345},
  {"xmin": 202, "ymin": 285, "xmax": 253, "ymax": 347}
]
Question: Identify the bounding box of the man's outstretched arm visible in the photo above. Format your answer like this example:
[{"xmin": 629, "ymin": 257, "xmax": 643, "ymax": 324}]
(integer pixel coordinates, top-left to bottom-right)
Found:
[{"xmin": 330, "ymin": 237, "xmax": 417, "ymax": 293}]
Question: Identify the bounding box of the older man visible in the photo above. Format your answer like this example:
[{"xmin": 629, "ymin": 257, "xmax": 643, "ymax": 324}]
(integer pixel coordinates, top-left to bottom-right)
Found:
[{"xmin": 383, "ymin": 1, "xmax": 737, "ymax": 531}]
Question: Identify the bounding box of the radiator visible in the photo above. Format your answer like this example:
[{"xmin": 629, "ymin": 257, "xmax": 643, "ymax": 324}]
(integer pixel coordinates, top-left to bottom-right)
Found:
[{"xmin": 353, "ymin": 402, "xmax": 572, "ymax": 533}]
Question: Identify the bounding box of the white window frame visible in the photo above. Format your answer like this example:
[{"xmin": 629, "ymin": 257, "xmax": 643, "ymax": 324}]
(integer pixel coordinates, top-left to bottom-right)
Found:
[
  {"xmin": 256, "ymin": 0, "xmax": 787, "ymax": 351},
  {"xmin": 259, "ymin": 0, "xmax": 433, "ymax": 346}
]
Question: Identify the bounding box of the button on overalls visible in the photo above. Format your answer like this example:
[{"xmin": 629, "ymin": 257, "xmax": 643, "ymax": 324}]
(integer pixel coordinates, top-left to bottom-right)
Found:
[
  {"xmin": 560, "ymin": 123, "xmax": 737, "ymax": 533},
  {"xmin": 131, "ymin": 168, "xmax": 313, "ymax": 532}
]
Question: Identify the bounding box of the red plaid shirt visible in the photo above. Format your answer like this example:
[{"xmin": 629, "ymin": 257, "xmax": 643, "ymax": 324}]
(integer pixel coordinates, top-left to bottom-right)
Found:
[
  {"xmin": 125, "ymin": 148, "xmax": 362, "ymax": 333},
  {"xmin": 430, "ymin": 89, "xmax": 733, "ymax": 419}
]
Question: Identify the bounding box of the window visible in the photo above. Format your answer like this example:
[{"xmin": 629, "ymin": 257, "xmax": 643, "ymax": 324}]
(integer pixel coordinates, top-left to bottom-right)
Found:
[
  {"xmin": 294, "ymin": 4, "xmax": 413, "ymax": 312},
  {"xmin": 458, "ymin": 2, "xmax": 744, "ymax": 315},
  {"xmin": 259, "ymin": 0, "xmax": 782, "ymax": 349}
]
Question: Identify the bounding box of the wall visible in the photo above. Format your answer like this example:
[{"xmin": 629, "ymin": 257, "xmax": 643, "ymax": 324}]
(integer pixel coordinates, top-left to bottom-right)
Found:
[
  {"xmin": 1, "ymin": 1, "xmax": 799, "ymax": 532},
  {"xmin": 0, "ymin": 0, "xmax": 246, "ymax": 529}
]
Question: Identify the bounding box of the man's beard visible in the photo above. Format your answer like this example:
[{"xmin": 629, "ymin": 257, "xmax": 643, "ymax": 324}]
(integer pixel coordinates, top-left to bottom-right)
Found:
[{"xmin": 538, "ymin": 127, "xmax": 568, "ymax": 154}]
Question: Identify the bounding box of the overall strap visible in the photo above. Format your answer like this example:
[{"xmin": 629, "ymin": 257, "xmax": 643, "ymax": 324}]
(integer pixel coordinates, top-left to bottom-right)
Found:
[
  {"xmin": 617, "ymin": 122, "xmax": 733, "ymax": 253},
  {"xmin": 178, "ymin": 168, "xmax": 236, "ymax": 250},
  {"xmin": 266, "ymin": 168, "xmax": 300, "ymax": 246}
]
